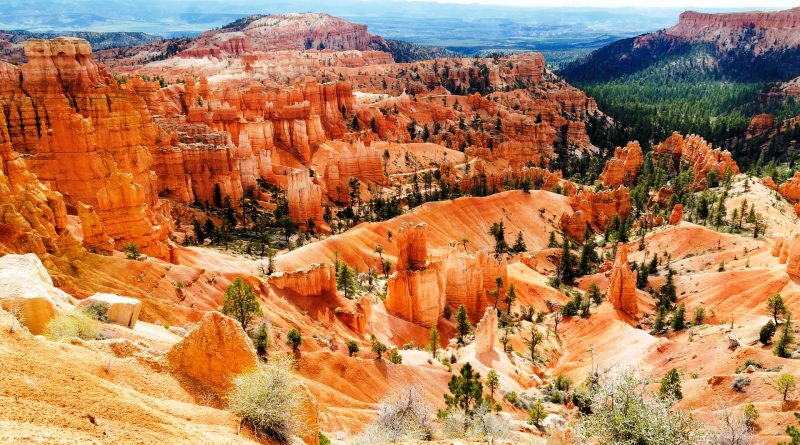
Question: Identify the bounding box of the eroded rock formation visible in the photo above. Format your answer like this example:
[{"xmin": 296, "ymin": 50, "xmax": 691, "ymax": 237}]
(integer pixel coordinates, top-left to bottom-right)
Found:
[
  {"xmin": 0, "ymin": 38, "xmax": 172, "ymax": 258},
  {"xmin": 786, "ymin": 233, "xmax": 800, "ymax": 277},
  {"xmin": 287, "ymin": 169, "xmax": 327, "ymax": 231},
  {"xmin": 778, "ymin": 172, "xmax": 800, "ymax": 216},
  {"xmin": 474, "ymin": 306, "xmax": 498, "ymax": 355},
  {"xmin": 653, "ymin": 132, "xmax": 739, "ymax": 189},
  {"xmin": 669, "ymin": 204, "xmax": 683, "ymax": 225},
  {"xmin": 269, "ymin": 263, "xmax": 337, "ymax": 297},
  {"xmin": 607, "ymin": 244, "xmax": 638, "ymax": 318},
  {"xmin": 167, "ymin": 311, "xmax": 259, "ymax": 390},
  {"xmin": 599, "ymin": 141, "xmax": 643, "ymax": 187},
  {"xmin": 76, "ymin": 293, "xmax": 142, "ymax": 329},
  {"xmin": 385, "ymin": 223, "xmax": 445, "ymax": 327},
  {"xmin": 560, "ymin": 187, "xmax": 632, "ymax": 240}
]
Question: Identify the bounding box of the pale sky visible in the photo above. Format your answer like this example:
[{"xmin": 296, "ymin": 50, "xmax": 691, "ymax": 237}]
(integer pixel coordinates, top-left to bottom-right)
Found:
[{"xmin": 404, "ymin": 0, "xmax": 799, "ymax": 8}]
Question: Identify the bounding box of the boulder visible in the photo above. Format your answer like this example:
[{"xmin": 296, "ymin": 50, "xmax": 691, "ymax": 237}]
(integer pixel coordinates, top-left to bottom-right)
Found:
[
  {"xmin": 167, "ymin": 311, "xmax": 259, "ymax": 390},
  {"xmin": 0, "ymin": 253, "xmax": 75, "ymax": 334},
  {"xmin": 77, "ymin": 293, "xmax": 142, "ymax": 329}
]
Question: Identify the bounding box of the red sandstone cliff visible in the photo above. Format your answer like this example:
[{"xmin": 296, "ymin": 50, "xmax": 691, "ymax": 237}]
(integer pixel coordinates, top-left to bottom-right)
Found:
[{"xmin": 599, "ymin": 141, "xmax": 642, "ymax": 187}]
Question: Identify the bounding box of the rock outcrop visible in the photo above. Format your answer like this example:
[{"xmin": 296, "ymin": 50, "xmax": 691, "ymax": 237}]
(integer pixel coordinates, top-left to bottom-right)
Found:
[
  {"xmin": 778, "ymin": 172, "xmax": 800, "ymax": 216},
  {"xmin": 653, "ymin": 132, "xmax": 739, "ymax": 189},
  {"xmin": 76, "ymin": 293, "xmax": 142, "ymax": 329},
  {"xmin": 606, "ymin": 244, "xmax": 637, "ymax": 318},
  {"xmin": 269, "ymin": 263, "xmax": 337, "ymax": 297},
  {"xmin": 167, "ymin": 311, "xmax": 259, "ymax": 390},
  {"xmin": 474, "ymin": 306, "xmax": 497, "ymax": 355},
  {"xmin": 287, "ymin": 169, "xmax": 327, "ymax": 231},
  {"xmin": 560, "ymin": 187, "xmax": 632, "ymax": 240},
  {"xmin": 599, "ymin": 141, "xmax": 643, "ymax": 187},
  {"xmin": 786, "ymin": 234, "xmax": 800, "ymax": 278},
  {"xmin": 0, "ymin": 253, "xmax": 76, "ymax": 334},
  {"xmin": 664, "ymin": 8, "xmax": 800, "ymax": 54},
  {"xmin": 669, "ymin": 204, "xmax": 683, "ymax": 225},
  {"xmin": 180, "ymin": 13, "xmax": 385, "ymax": 58},
  {"xmin": 385, "ymin": 223, "xmax": 445, "ymax": 327}
]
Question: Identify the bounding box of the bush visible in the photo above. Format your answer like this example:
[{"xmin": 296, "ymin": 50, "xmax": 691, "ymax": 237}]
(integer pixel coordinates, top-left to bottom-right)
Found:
[
  {"xmin": 731, "ymin": 375, "xmax": 751, "ymax": 392},
  {"xmin": 82, "ymin": 301, "xmax": 109, "ymax": 322},
  {"xmin": 356, "ymin": 386, "xmax": 434, "ymax": 443},
  {"xmin": 228, "ymin": 356, "xmax": 312, "ymax": 443},
  {"xmin": 286, "ymin": 328, "xmax": 302, "ymax": 353},
  {"xmin": 123, "ymin": 242, "xmax": 143, "ymax": 261},
  {"xmin": 389, "ymin": 349, "xmax": 403, "ymax": 364},
  {"xmin": 318, "ymin": 432, "xmax": 331, "ymax": 445},
  {"xmin": 249, "ymin": 322, "xmax": 272, "ymax": 357},
  {"xmin": 44, "ymin": 311, "xmax": 100, "ymax": 341},
  {"xmin": 759, "ymin": 320, "xmax": 776, "ymax": 345},
  {"xmin": 575, "ymin": 368, "xmax": 706, "ymax": 444},
  {"xmin": 440, "ymin": 404, "xmax": 510, "ymax": 439}
]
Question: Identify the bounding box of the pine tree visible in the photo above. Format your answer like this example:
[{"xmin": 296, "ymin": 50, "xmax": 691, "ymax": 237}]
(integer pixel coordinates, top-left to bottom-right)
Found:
[
  {"xmin": 659, "ymin": 368, "xmax": 683, "ymax": 400},
  {"xmin": 558, "ymin": 239, "xmax": 576, "ymax": 285},
  {"xmin": 444, "ymin": 362, "xmax": 483, "ymax": 414},
  {"xmin": 429, "ymin": 325, "xmax": 440, "ymax": 358},
  {"xmin": 512, "ymin": 231, "xmax": 527, "ymax": 253},
  {"xmin": 456, "ymin": 305, "xmax": 470, "ymax": 342},
  {"xmin": 486, "ymin": 369, "xmax": 499, "ymax": 403},
  {"xmin": 222, "ymin": 278, "xmax": 262, "ymax": 330},
  {"xmin": 671, "ymin": 304, "xmax": 686, "ymax": 331},
  {"xmin": 505, "ymin": 284, "xmax": 517, "ymax": 315},
  {"xmin": 774, "ymin": 315, "xmax": 794, "ymax": 358}
]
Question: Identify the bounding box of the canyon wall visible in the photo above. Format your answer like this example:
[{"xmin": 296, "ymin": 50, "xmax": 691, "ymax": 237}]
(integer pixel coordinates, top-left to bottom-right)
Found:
[{"xmin": 0, "ymin": 38, "xmax": 172, "ymax": 257}]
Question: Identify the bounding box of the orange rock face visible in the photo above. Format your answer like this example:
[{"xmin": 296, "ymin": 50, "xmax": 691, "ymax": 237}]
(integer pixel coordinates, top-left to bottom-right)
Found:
[
  {"xmin": 652, "ymin": 132, "xmax": 739, "ymax": 189},
  {"xmin": 762, "ymin": 176, "xmax": 778, "ymax": 191},
  {"xmin": 560, "ymin": 187, "xmax": 632, "ymax": 239},
  {"xmin": 474, "ymin": 306, "xmax": 498, "ymax": 355},
  {"xmin": 269, "ymin": 263, "xmax": 337, "ymax": 297},
  {"xmin": 0, "ymin": 38, "xmax": 172, "ymax": 258},
  {"xmin": 385, "ymin": 223, "xmax": 445, "ymax": 327},
  {"xmin": 786, "ymin": 234, "xmax": 800, "ymax": 277},
  {"xmin": 748, "ymin": 113, "xmax": 775, "ymax": 134},
  {"xmin": 287, "ymin": 169, "xmax": 327, "ymax": 231},
  {"xmin": 606, "ymin": 244, "xmax": 638, "ymax": 318},
  {"xmin": 669, "ymin": 204, "xmax": 683, "ymax": 225},
  {"xmin": 778, "ymin": 172, "xmax": 800, "ymax": 216},
  {"xmin": 599, "ymin": 141, "xmax": 643, "ymax": 187},
  {"xmin": 166, "ymin": 311, "xmax": 259, "ymax": 391},
  {"xmin": 0, "ymin": 108, "xmax": 71, "ymax": 254}
]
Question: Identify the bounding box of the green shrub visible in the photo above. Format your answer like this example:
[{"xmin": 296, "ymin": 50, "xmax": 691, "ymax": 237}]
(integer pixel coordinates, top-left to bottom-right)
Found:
[
  {"xmin": 389, "ymin": 349, "xmax": 403, "ymax": 364},
  {"xmin": 44, "ymin": 311, "xmax": 100, "ymax": 341},
  {"xmin": 318, "ymin": 432, "xmax": 331, "ymax": 445},
  {"xmin": 82, "ymin": 301, "xmax": 109, "ymax": 322}
]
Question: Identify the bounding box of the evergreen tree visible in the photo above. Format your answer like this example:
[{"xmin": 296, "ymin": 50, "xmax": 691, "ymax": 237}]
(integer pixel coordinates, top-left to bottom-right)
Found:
[
  {"xmin": 557, "ymin": 239, "xmax": 576, "ymax": 285},
  {"xmin": 505, "ymin": 284, "xmax": 517, "ymax": 315},
  {"xmin": 671, "ymin": 304, "xmax": 686, "ymax": 331},
  {"xmin": 429, "ymin": 325, "xmax": 440, "ymax": 358},
  {"xmin": 456, "ymin": 304, "xmax": 470, "ymax": 342},
  {"xmin": 346, "ymin": 340, "xmax": 359, "ymax": 357},
  {"xmin": 774, "ymin": 315, "xmax": 794, "ymax": 358},
  {"xmin": 512, "ymin": 231, "xmax": 527, "ymax": 253},
  {"xmin": 222, "ymin": 278, "xmax": 262, "ymax": 330},
  {"xmin": 286, "ymin": 327, "xmax": 302, "ymax": 353},
  {"xmin": 659, "ymin": 368, "xmax": 683, "ymax": 400},
  {"xmin": 444, "ymin": 362, "xmax": 483, "ymax": 414},
  {"xmin": 767, "ymin": 294, "xmax": 787, "ymax": 325},
  {"xmin": 486, "ymin": 369, "xmax": 500, "ymax": 403}
]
